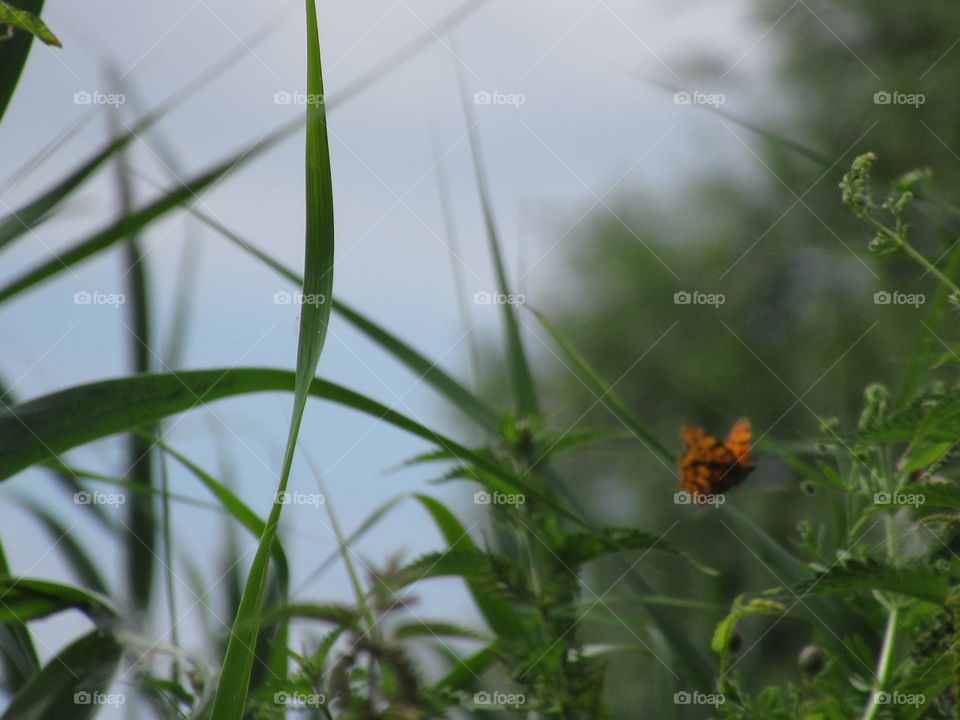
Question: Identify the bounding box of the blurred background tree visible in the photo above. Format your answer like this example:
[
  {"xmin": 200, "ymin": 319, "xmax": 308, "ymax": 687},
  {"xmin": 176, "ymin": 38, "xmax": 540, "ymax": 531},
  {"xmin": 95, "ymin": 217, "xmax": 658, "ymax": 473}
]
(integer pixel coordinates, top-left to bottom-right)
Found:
[{"xmin": 479, "ymin": 2, "xmax": 960, "ymax": 715}]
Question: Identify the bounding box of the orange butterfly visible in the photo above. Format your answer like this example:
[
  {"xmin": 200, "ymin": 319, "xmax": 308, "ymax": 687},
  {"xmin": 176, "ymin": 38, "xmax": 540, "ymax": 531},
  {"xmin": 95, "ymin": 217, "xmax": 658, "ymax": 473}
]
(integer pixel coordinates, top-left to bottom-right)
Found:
[{"xmin": 677, "ymin": 418, "xmax": 755, "ymax": 497}]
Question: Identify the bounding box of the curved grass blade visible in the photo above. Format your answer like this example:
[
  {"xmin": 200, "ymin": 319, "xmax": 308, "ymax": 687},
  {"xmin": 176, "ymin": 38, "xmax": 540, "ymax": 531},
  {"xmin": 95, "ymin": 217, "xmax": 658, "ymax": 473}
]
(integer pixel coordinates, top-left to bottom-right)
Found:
[
  {"xmin": 0, "ymin": 577, "xmax": 116, "ymax": 623},
  {"xmin": 533, "ymin": 309, "xmax": 674, "ymax": 465},
  {"xmin": 178, "ymin": 207, "xmax": 499, "ymax": 429},
  {"xmin": 209, "ymin": 2, "xmax": 334, "ymax": 713},
  {"xmin": 0, "ymin": 630, "xmax": 122, "ymax": 720},
  {"xmin": 459, "ymin": 73, "xmax": 538, "ymax": 417},
  {"xmin": 0, "ymin": 369, "xmax": 580, "ymax": 526},
  {"xmin": 0, "ymin": 134, "xmax": 285, "ymax": 303},
  {"xmin": 434, "ymin": 644, "xmax": 497, "ymax": 691},
  {"xmin": 14, "ymin": 499, "xmax": 109, "ymax": 594},
  {"xmin": 0, "ymin": 0, "xmax": 485, "ymax": 252},
  {"xmin": 0, "ymin": 536, "xmax": 39, "ymax": 691},
  {"xmin": 109, "ymin": 107, "xmax": 157, "ymax": 615},
  {"xmin": 414, "ymin": 494, "xmax": 525, "ymax": 641}
]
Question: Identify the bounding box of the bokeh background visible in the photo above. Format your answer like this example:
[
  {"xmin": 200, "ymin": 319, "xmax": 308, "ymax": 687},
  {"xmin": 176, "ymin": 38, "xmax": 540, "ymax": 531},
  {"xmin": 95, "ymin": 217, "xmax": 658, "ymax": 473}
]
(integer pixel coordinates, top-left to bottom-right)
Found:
[{"xmin": 2, "ymin": 0, "xmax": 959, "ymax": 716}]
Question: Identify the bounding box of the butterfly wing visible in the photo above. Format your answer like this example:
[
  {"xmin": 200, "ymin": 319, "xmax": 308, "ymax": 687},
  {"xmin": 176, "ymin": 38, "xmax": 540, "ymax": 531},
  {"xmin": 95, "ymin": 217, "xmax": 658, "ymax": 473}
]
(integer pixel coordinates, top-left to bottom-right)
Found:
[
  {"xmin": 723, "ymin": 418, "xmax": 752, "ymax": 466},
  {"xmin": 678, "ymin": 422, "xmax": 754, "ymax": 496}
]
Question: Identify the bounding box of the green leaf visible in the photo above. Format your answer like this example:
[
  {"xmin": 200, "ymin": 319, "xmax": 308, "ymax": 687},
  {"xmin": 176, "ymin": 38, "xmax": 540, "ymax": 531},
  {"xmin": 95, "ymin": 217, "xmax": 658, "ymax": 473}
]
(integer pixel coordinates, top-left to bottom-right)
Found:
[
  {"xmin": 260, "ymin": 603, "xmax": 361, "ymax": 629},
  {"xmin": 0, "ymin": 631, "xmax": 122, "ymax": 720},
  {"xmin": 15, "ymin": 500, "xmax": 109, "ymax": 594},
  {"xmin": 185, "ymin": 208, "xmax": 498, "ymax": 430},
  {"xmin": 776, "ymin": 560, "xmax": 950, "ymax": 605},
  {"xmin": 0, "ymin": 577, "xmax": 117, "ymax": 624},
  {"xmin": 0, "ymin": 535, "xmax": 39, "ymax": 691},
  {"xmin": 392, "ymin": 547, "xmax": 508, "ymax": 589},
  {"xmin": 461, "ymin": 87, "xmax": 538, "ymax": 417},
  {"xmin": 414, "ymin": 494, "xmax": 526, "ymax": 641},
  {"xmin": 392, "ymin": 621, "xmax": 488, "ymax": 642},
  {"xmin": 209, "ymin": 3, "xmax": 334, "ymax": 715},
  {"xmin": 0, "ymin": 135, "xmax": 284, "ymax": 303},
  {"xmin": 0, "ymin": 2, "xmax": 58, "ymax": 46},
  {"xmin": 434, "ymin": 644, "xmax": 498, "ymax": 691},
  {"xmin": 557, "ymin": 527, "xmax": 716, "ymax": 575},
  {"xmin": 0, "ymin": 369, "xmax": 581, "ymax": 527},
  {"xmin": 533, "ymin": 310, "xmax": 675, "ymax": 465}
]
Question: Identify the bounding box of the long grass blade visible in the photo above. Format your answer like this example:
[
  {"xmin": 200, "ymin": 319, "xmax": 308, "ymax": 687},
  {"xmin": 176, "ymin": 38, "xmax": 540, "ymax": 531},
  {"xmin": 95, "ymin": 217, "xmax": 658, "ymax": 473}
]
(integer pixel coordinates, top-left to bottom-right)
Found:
[{"xmin": 208, "ymin": 2, "xmax": 334, "ymax": 713}]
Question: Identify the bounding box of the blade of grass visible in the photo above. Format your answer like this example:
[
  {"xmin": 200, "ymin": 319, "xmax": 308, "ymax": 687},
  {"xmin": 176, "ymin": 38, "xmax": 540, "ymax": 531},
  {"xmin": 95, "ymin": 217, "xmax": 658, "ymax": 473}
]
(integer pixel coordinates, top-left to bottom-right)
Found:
[
  {"xmin": 432, "ymin": 134, "xmax": 480, "ymax": 388},
  {"xmin": 0, "ymin": 0, "xmax": 485, "ymax": 253},
  {"xmin": 0, "ymin": 535, "xmax": 39, "ymax": 691},
  {"xmin": 173, "ymin": 205, "xmax": 499, "ymax": 429},
  {"xmin": 0, "ymin": 369, "xmax": 581, "ymax": 526},
  {"xmin": 209, "ymin": 1, "xmax": 334, "ymax": 714},
  {"xmin": 458, "ymin": 68, "xmax": 539, "ymax": 417},
  {"xmin": 413, "ymin": 494, "xmax": 526, "ymax": 642},
  {"xmin": 0, "ymin": 630, "xmax": 122, "ymax": 720},
  {"xmin": 108, "ymin": 102, "xmax": 158, "ymax": 615},
  {"xmin": 14, "ymin": 499, "xmax": 109, "ymax": 594},
  {"xmin": 0, "ymin": 131, "xmax": 286, "ymax": 303},
  {"xmin": 532, "ymin": 309, "xmax": 674, "ymax": 465}
]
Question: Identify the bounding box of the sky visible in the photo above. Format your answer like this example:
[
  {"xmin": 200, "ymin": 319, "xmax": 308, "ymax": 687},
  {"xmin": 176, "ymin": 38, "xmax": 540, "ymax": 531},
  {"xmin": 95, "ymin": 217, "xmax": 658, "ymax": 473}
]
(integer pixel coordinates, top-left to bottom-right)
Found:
[{"xmin": 0, "ymin": 0, "xmax": 784, "ymax": 712}]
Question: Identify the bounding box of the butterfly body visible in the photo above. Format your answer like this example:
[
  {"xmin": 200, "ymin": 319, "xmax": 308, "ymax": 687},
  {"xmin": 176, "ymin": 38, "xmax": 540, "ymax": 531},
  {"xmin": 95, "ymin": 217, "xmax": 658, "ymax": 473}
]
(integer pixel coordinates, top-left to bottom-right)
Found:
[{"xmin": 678, "ymin": 419, "xmax": 754, "ymax": 497}]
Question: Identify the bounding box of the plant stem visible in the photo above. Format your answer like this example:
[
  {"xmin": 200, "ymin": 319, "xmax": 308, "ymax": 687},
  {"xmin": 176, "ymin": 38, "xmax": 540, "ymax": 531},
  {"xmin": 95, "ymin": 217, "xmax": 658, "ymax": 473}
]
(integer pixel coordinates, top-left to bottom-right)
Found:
[{"xmin": 860, "ymin": 603, "xmax": 899, "ymax": 720}]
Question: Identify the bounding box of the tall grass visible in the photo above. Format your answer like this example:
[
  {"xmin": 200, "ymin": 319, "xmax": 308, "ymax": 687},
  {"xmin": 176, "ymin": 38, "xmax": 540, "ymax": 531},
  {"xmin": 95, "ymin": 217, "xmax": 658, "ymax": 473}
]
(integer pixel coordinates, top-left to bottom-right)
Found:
[{"xmin": 1, "ymin": 3, "xmax": 960, "ymax": 720}]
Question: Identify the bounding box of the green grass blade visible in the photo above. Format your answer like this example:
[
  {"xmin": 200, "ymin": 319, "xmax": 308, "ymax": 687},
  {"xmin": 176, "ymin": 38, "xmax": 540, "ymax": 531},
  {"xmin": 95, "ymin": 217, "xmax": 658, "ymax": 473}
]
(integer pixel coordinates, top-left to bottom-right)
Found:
[
  {"xmin": 413, "ymin": 494, "xmax": 526, "ymax": 641},
  {"xmin": 15, "ymin": 500, "xmax": 109, "ymax": 594},
  {"xmin": 0, "ymin": 535, "xmax": 39, "ymax": 690},
  {"xmin": 0, "ymin": 630, "xmax": 122, "ymax": 720},
  {"xmin": 533, "ymin": 310, "xmax": 674, "ymax": 465},
  {"xmin": 0, "ymin": 577, "xmax": 117, "ymax": 623},
  {"xmin": 181, "ymin": 207, "xmax": 500, "ymax": 430},
  {"xmin": 0, "ymin": 0, "xmax": 45, "ymax": 124},
  {"xmin": 109, "ymin": 110, "xmax": 157, "ymax": 614},
  {"xmin": 295, "ymin": 495, "xmax": 406, "ymax": 592},
  {"xmin": 0, "ymin": 0, "xmax": 482, "ymax": 252},
  {"xmin": 209, "ymin": 2, "xmax": 334, "ymax": 714},
  {"xmin": 0, "ymin": 369, "xmax": 580, "ymax": 525},
  {"xmin": 434, "ymin": 644, "xmax": 497, "ymax": 691},
  {"xmin": 0, "ymin": 134, "xmax": 285, "ymax": 303},
  {"xmin": 460, "ymin": 78, "xmax": 539, "ymax": 417}
]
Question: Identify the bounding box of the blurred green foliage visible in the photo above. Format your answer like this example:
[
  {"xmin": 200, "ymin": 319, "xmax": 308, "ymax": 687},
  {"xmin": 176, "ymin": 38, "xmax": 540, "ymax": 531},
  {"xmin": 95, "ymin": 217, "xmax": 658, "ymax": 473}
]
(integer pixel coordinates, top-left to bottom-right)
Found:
[{"xmin": 531, "ymin": 2, "xmax": 960, "ymax": 716}]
